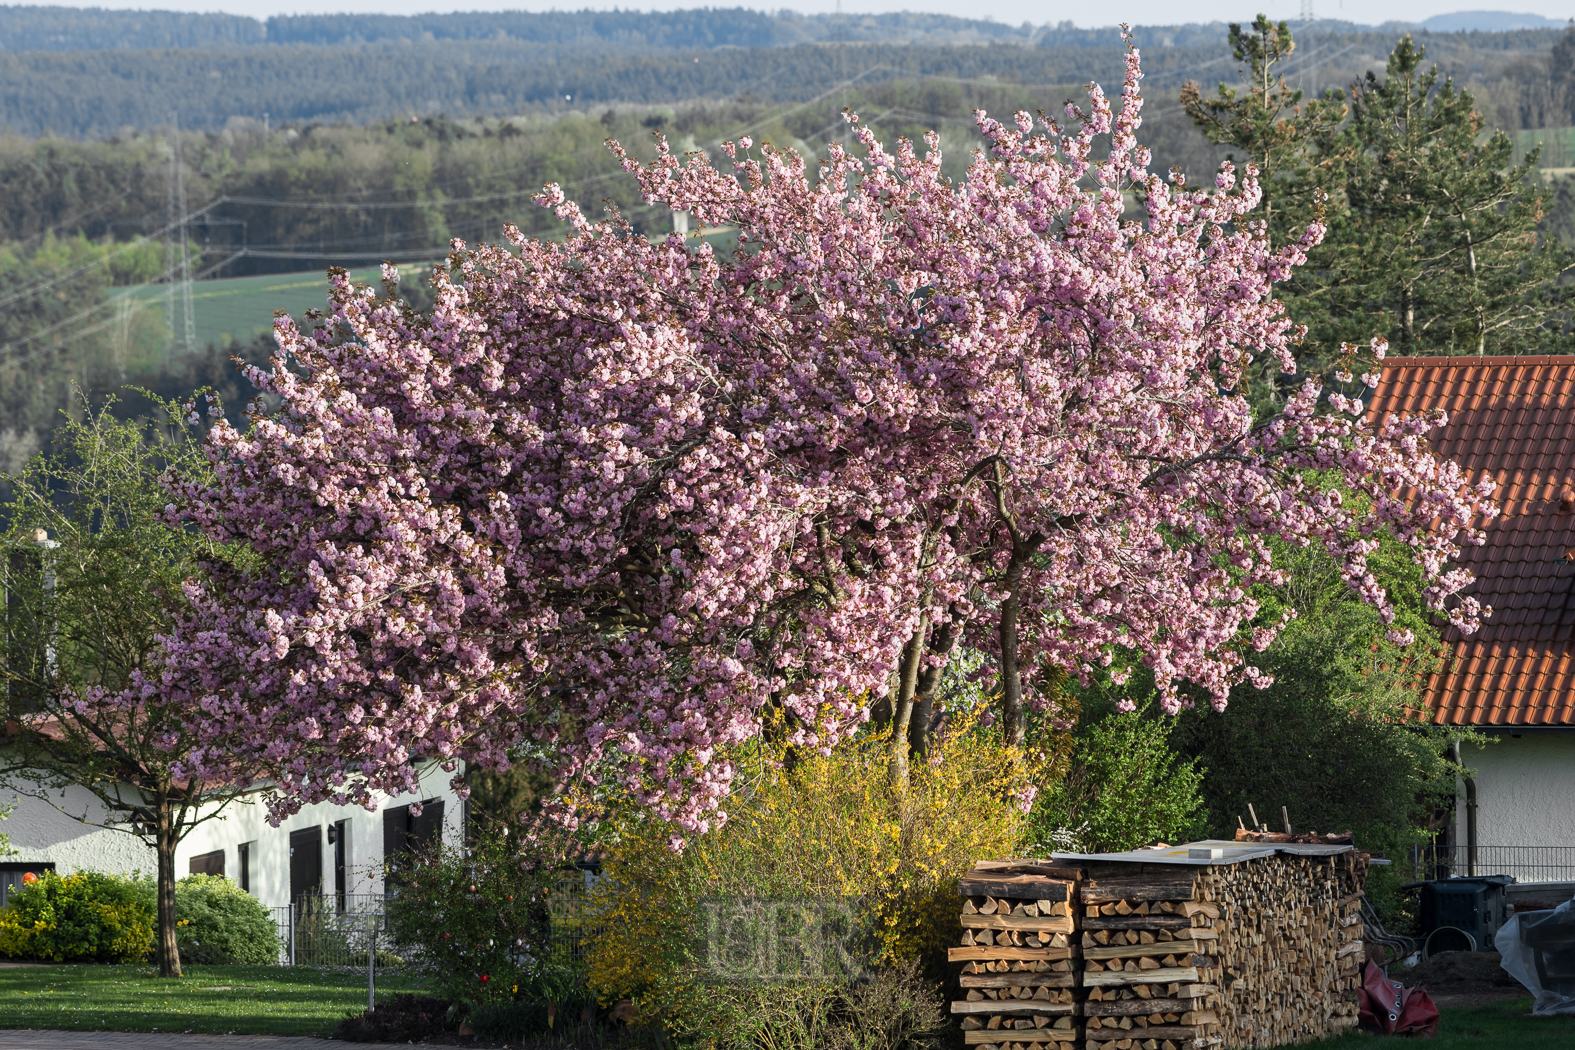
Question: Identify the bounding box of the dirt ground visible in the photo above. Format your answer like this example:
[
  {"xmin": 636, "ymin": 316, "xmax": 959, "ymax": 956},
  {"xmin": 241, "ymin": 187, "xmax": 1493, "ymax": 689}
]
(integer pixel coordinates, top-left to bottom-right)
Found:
[{"xmin": 1392, "ymin": 950, "xmax": 1532, "ymax": 1006}]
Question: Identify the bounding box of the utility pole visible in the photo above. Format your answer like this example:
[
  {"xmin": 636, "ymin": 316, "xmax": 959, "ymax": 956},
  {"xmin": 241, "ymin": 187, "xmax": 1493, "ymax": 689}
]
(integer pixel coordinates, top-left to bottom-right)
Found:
[{"xmin": 165, "ymin": 113, "xmax": 195, "ymax": 358}]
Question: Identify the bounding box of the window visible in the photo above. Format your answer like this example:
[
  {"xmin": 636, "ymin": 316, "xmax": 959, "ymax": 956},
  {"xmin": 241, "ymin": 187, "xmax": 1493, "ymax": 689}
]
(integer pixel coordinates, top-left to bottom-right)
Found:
[
  {"xmin": 1, "ymin": 862, "xmax": 55, "ymax": 906},
  {"xmin": 188, "ymin": 849, "xmax": 225, "ymax": 877},
  {"xmin": 238, "ymin": 842, "xmax": 252, "ymax": 893},
  {"xmin": 381, "ymin": 799, "xmax": 444, "ymax": 883}
]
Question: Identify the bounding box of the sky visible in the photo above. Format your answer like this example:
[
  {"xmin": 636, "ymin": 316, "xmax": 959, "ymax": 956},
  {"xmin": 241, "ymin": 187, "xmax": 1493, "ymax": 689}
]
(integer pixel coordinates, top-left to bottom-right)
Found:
[{"xmin": 26, "ymin": 2, "xmax": 1575, "ymax": 28}]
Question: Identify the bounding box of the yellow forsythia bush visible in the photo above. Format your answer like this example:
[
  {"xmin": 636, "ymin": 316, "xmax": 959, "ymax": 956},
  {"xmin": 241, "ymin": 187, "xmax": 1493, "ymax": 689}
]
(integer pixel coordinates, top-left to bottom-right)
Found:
[
  {"xmin": 586, "ymin": 711, "xmax": 1061, "ymax": 1037},
  {"xmin": 0, "ymin": 870, "xmax": 155, "ymax": 963}
]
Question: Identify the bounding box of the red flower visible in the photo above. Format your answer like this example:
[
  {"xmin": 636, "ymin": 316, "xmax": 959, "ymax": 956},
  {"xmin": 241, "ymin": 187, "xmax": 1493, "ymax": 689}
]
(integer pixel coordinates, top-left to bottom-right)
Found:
[{"xmin": 480, "ymin": 974, "xmax": 490, "ymax": 983}]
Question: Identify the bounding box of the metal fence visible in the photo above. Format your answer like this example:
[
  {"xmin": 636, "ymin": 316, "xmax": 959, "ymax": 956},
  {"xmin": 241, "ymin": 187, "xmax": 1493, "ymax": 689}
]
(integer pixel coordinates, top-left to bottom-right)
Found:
[
  {"xmin": 1411, "ymin": 844, "xmax": 1575, "ymax": 884},
  {"xmin": 272, "ymin": 893, "xmax": 390, "ymax": 968}
]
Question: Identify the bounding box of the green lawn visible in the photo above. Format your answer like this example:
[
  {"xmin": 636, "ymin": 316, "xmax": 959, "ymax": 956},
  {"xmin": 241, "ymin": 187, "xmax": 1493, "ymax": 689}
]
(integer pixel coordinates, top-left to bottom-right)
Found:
[
  {"xmin": 1308, "ymin": 998, "xmax": 1575, "ymax": 1049},
  {"xmin": 0, "ymin": 963, "xmax": 432, "ymax": 1037}
]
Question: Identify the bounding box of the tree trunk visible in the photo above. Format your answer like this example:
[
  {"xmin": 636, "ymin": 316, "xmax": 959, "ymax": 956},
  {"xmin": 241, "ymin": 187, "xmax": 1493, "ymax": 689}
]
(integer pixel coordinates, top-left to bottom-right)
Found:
[
  {"xmin": 909, "ymin": 618, "xmax": 959, "ymax": 763},
  {"xmin": 889, "ymin": 614, "xmax": 928, "ymax": 788},
  {"xmin": 155, "ymin": 794, "xmax": 182, "ymax": 978},
  {"xmin": 999, "ymin": 556, "xmax": 1026, "ymax": 748}
]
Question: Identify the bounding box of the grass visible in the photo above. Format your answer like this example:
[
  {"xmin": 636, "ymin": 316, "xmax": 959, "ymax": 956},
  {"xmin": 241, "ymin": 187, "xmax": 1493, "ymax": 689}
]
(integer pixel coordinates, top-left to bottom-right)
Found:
[
  {"xmin": 0, "ymin": 962, "xmax": 433, "ymax": 1037},
  {"xmin": 2, "ymin": 970, "xmax": 1571, "ymax": 1045},
  {"xmin": 1308, "ymin": 997, "xmax": 1575, "ymax": 1049}
]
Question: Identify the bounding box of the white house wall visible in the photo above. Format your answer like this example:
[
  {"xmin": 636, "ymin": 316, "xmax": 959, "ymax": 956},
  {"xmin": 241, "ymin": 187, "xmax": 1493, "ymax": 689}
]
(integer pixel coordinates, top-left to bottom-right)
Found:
[
  {"xmin": 1, "ymin": 782, "xmax": 156, "ymax": 874},
  {"xmin": 1457, "ymin": 732, "xmax": 1575, "ymax": 868},
  {"xmin": 2, "ymin": 761, "xmax": 464, "ymax": 908},
  {"xmin": 175, "ymin": 763, "xmax": 465, "ymax": 909}
]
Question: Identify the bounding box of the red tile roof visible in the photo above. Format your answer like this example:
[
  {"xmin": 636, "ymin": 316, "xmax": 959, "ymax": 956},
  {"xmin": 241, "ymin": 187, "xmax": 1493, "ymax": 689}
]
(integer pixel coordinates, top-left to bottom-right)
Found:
[{"xmin": 1366, "ymin": 356, "xmax": 1575, "ymax": 726}]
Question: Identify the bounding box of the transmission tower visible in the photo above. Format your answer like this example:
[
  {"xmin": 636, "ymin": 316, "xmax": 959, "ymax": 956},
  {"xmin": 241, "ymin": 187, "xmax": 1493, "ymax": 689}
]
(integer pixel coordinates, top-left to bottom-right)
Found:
[
  {"xmin": 165, "ymin": 113, "xmax": 195, "ymax": 358},
  {"xmin": 1300, "ymin": 0, "xmax": 1316, "ymax": 22}
]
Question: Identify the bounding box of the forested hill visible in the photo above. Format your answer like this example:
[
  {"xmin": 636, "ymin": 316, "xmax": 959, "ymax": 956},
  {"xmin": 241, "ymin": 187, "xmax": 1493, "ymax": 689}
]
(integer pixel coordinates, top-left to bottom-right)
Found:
[
  {"xmin": 3, "ymin": 25, "xmax": 1571, "ymax": 139},
  {"xmin": 0, "ymin": 8, "xmax": 1234, "ymax": 53}
]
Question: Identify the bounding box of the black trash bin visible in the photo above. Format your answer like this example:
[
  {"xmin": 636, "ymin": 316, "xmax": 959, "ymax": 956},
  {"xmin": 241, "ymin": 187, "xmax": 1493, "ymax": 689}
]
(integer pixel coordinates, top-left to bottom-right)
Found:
[{"xmin": 1419, "ymin": 875, "xmax": 1516, "ymax": 956}]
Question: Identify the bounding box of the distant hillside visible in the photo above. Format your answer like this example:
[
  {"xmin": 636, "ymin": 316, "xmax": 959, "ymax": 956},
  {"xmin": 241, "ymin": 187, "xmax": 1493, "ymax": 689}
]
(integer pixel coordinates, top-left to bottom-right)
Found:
[
  {"xmin": 1421, "ymin": 11, "xmax": 1569, "ymax": 33},
  {"xmin": 0, "ymin": 8, "xmax": 1567, "ymax": 139}
]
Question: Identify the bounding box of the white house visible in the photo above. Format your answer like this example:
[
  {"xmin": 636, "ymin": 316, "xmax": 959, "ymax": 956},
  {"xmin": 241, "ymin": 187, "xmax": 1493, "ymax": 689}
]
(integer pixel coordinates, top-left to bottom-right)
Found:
[
  {"xmin": 0, "ymin": 763, "xmax": 466, "ymax": 908},
  {"xmin": 1369, "ymin": 355, "xmax": 1575, "ymax": 892}
]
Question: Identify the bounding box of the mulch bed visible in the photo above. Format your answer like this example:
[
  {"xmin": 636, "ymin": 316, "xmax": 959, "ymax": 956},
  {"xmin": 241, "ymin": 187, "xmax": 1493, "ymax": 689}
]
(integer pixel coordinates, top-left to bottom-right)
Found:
[{"xmin": 1392, "ymin": 950, "xmax": 1531, "ymax": 1006}]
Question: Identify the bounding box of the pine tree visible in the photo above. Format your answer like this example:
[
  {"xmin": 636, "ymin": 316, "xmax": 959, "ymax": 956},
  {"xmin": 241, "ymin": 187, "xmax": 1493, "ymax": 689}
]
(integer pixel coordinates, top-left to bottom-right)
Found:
[
  {"xmin": 1185, "ymin": 23, "xmax": 1572, "ymax": 396},
  {"xmin": 1180, "ymin": 15, "xmax": 1344, "ymax": 245},
  {"xmin": 1328, "ymin": 38, "xmax": 1571, "ymax": 356}
]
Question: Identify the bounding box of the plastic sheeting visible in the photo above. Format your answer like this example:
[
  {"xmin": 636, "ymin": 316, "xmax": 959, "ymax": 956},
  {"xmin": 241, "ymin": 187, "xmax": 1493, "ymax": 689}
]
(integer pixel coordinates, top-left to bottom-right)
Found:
[{"xmin": 1495, "ymin": 898, "xmax": 1575, "ymax": 1016}]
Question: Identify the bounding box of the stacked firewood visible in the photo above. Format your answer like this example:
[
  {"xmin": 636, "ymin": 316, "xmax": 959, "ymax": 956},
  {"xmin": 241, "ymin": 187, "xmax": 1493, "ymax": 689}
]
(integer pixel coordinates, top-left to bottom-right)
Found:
[
  {"xmin": 956, "ymin": 847, "xmax": 1369, "ymax": 1050},
  {"xmin": 1079, "ymin": 873, "xmax": 1225, "ymax": 1050},
  {"xmin": 1193, "ymin": 851, "xmax": 1368, "ymax": 1047},
  {"xmin": 950, "ymin": 863, "xmax": 1084, "ymax": 1050}
]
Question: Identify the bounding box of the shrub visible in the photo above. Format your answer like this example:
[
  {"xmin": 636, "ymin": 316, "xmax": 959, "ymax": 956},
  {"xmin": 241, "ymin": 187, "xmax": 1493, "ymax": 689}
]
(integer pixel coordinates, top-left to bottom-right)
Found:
[
  {"xmin": 1026, "ymin": 702, "xmax": 1207, "ymax": 854},
  {"xmin": 174, "ymin": 874, "xmax": 280, "ymax": 964},
  {"xmin": 0, "ymin": 870, "xmax": 154, "ymax": 962},
  {"xmin": 385, "ymin": 826, "xmax": 581, "ymax": 1007},
  {"xmin": 586, "ymin": 712, "xmax": 1041, "ymax": 1038},
  {"xmin": 712, "ymin": 960, "xmax": 948, "ymax": 1050}
]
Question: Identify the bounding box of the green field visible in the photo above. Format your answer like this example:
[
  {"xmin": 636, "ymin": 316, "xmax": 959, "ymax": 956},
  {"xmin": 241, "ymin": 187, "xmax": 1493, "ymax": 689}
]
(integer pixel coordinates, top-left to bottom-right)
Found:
[
  {"xmin": 110, "ymin": 262, "xmax": 437, "ymax": 359},
  {"xmin": 1511, "ymin": 126, "xmax": 1575, "ymax": 170},
  {"xmin": 0, "ymin": 963, "xmax": 430, "ymax": 1037}
]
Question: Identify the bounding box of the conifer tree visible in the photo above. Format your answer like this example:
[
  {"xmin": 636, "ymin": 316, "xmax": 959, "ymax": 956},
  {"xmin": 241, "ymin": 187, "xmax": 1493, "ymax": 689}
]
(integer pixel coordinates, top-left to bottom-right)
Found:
[
  {"xmin": 1185, "ymin": 23, "xmax": 1571, "ymax": 395},
  {"xmin": 1331, "ymin": 38, "xmax": 1571, "ymax": 356}
]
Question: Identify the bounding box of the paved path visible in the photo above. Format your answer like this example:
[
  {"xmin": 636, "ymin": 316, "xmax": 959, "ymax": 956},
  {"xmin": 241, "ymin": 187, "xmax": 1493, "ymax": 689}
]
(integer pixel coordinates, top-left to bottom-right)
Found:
[{"xmin": 0, "ymin": 1033, "xmax": 413, "ymax": 1049}]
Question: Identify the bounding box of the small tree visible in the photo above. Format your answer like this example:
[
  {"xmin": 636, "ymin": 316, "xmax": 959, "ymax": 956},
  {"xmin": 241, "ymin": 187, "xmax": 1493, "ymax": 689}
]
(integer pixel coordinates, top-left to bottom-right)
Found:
[
  {"xmin": 1185, "ymin": 20, "xmax": 1572, "ymax": 381},
  {"xmin": 0, "ymin": 396, "xmax": 257, "ymax": 976}
]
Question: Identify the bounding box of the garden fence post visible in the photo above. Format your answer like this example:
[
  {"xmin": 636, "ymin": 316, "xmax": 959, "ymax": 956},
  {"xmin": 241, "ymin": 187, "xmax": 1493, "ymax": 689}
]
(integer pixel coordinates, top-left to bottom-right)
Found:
[
  {"xmin": 367, "ymin": 917, "xmax": 377, "ymax": 1011},
  {"xmin": 289, "ymin": 901, "xmax": 296, "ymax": 967}
]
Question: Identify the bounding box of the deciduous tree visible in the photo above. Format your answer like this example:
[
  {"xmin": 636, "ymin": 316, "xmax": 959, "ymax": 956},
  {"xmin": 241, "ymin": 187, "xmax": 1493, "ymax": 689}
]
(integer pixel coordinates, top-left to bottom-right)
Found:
[
  {"xmin": 0, "ymin": 398, "xmax": 258, "ymax": 977},
  {"xmin": 152, "ymin": 46, "xmax": 1494, "ymax": 836}
]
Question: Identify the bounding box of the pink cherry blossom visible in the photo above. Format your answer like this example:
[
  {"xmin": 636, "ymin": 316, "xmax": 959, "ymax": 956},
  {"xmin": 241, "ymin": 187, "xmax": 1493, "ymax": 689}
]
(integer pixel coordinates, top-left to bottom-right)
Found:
[{"xmin": 145, "ymin": 42, "xmax": 1494, "ymax": 832}]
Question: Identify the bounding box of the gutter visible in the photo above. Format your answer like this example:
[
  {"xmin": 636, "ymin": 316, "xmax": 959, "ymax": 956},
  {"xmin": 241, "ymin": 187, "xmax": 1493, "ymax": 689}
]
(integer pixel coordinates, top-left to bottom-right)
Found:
[{"xmin": 1451, "ymin": 738, "xmax": 1478, "ymax": 877}]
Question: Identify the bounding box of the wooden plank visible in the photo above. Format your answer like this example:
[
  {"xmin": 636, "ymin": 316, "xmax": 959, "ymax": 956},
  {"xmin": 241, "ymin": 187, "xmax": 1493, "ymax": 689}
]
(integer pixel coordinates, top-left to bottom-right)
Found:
[
  {"xmin": 1083, "ymin": 938, "xmax": 1207, "ymax": 962},
  {"xmin": 1083, "ymin": 967, "xmax": 1199, "ymax": 987},
  {"xmin": 952, "ymin": 1001, "xmax": 1076, "ymax": 1015},
  {"xmin": 950, "ymin": 946, "xmax": 1077, "ymax": 962},
  {"xmin": 1082, "ymin": 915, "xmax": 1192, "ymax": 931},
  {"xmin": 963, "ymin": 1032, "xmax": 1076, "ymax": 1045},
  {"xmin": 961, "ymin": 875, "xmax": 1075, "ymax": 901},
  {"xmin": 962, "ymin": 973, "xmax": 1078, "ymax": 989},
  {"xmin": 1081, "ymin": 879, "xmax": 1196, "ymax": 903},
  {"xmin": 1085, "ymin": 1025, "xmax": 1212, "ymax": 1041},
  {"xmin": 964, "ymin": 914, "xmax": 1077, "ymax": 933},
  {"xmin": 1083, "ymin": 998, "xmax": 1204, "ymax": 1017},
  {"xmin": 973, "ymin": 860, "xmax": 1088, "ymax": 880}
]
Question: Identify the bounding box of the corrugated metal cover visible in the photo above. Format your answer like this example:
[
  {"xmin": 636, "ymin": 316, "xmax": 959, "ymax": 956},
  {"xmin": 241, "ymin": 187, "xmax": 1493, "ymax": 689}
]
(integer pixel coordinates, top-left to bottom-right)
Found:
[
  {"xmin": 1050, "ymin": 839, "xmax": 1353, "ymax": 867},
  {"xmin": 1367, "ymin": 356, "xmax": 1575, "ymax": 727}
]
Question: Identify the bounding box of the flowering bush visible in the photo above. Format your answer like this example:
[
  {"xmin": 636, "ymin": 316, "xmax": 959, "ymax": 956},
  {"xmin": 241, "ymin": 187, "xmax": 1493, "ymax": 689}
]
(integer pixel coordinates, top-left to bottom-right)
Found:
[
  {"xmin": 385, "ymin": 827, "xmax": 586, "ymax": 1009},
  {"xmin": 585, "ymin": 713, "xmax": 1048, "ymax": 1037},
  {"xmin": 174, "ymin": 874, "xmax": 280, "ymax": 964},
  {"xmin": 0, "ymin": 870, "xmax": 154, "ymax": 962}
]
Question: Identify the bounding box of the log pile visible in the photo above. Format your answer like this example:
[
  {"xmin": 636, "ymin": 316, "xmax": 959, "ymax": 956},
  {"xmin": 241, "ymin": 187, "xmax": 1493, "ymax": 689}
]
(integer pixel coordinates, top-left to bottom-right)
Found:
[
  {"xmin": 957, "ymin": 845, "xmax": 1369, "ymax": 1050},
  {"xmin": 950, "ymin": 863, "xmax": 1084, "ymax": 1050},
  {"xmin": 1193, "ymin": 851, "xmax": 1368, "ymax": 1047},
  {"xmin": 1080, "ymin": 873, "xmax": 1226, "ymax": 1050}
]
